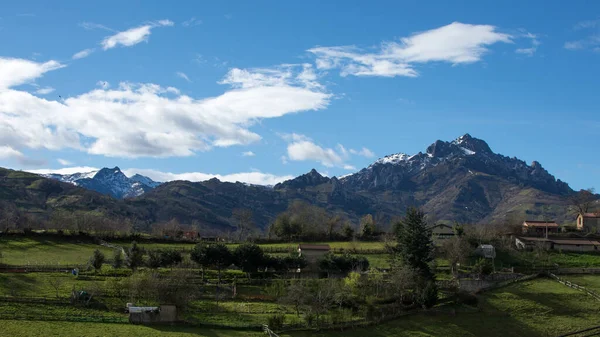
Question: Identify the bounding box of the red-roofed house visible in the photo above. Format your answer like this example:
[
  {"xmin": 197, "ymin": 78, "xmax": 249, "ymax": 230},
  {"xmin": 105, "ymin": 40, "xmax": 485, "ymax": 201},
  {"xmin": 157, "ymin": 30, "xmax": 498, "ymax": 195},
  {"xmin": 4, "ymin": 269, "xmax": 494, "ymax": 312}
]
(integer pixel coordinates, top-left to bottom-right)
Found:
[
  {"xmin": 522, "ymin": 221, "xmax": 559, "ymax": 236},
  {"xmin": 577, "ymin": 213, "xmax": 600, "ymax": 232}
]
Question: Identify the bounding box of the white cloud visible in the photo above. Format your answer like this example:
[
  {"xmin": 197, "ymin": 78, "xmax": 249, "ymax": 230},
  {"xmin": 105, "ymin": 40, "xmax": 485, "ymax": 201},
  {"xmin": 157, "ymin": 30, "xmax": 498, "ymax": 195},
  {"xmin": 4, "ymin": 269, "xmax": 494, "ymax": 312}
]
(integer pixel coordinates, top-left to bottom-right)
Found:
[
  {"xmin": 176, "ymin": 71, "xmax": 191, "ymax": 82},
  {"xmin": 101, "ymin": 20, "xmax": 173, "ymax": 50},
  {"xmin": 182, "ymin": 17, "xmax": 202, "ymax": 27},
  {"xmin": 57, "ymin": 158, "xmax": 73, "ymax": 165},
  {"xmin": 72, "ymin": 48, "xmax": 95, "ymax": 59},
  {"xmin": 309, "ymin": 22, "xmax": 512, "ymax": 77},
  {"xmin": 515, "ymin": 32, "xmax": 540, "ymax": 56},
  {"xmin": 28, "ymin": 166, "xmax": 99, "ymax": 175},
  {"xmin": 35, "ymin": 87, "xmax": 55, "ymax": 95},
  {"xmin": 242, "ymin": 151, "xmax": 255, "ymax": 157},
  {"xmin": 280, "ymin": 133, "xmax": 370, "ymax": 169},
  {"xmin": 0, "ymin": 145, "xmax": 45, "ymax": 166},
  {"xmin": 79, "ymin": 22, "xmax": 115, "ymax": 32},
  {"xmin": 287, "ymin": 140, "xmax": 343, "ymax": 167},
  {"xmin": 565, "ymin": 19, "xmax": 600, "ymax": 52},
  {"xmin": 220, "ymin": 64, "xmax": 322, "ymax": 89},
  {"xmin": 123, "ymin": 168, "xmax": 292, "ymax": 186},
  {"xmin": 565, "ymin": 35, "xmax": 600, "ymax": 51},
  {"xmin": 350, "ymin": 147, "xmax": 375, "ymax": 158},
  {"xmin": 280, "ymin": 156, "xmax": 288, "ymax": 164},
  {"xmin": 0, "ymin": 146, "xmax": 24, "ymax": 160},
  {"xmin": 0, "ymin": 57, "xmax": 65, "ymax": 89},
  {"xmin": 0, "ymin": 58, "xmax": 330, "ymax": 158}
]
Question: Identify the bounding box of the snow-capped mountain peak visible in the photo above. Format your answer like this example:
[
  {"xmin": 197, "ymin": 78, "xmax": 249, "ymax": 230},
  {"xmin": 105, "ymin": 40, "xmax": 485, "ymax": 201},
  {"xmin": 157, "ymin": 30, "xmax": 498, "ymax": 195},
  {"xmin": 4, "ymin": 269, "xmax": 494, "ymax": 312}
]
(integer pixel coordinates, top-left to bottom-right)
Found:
[
  {"xmin": 42, "ymin": 167, "xmax": 161, "ymax": 199},
  {"xmin": 373, "ymin": 153, "xmax": 411, "ymax": 165}
]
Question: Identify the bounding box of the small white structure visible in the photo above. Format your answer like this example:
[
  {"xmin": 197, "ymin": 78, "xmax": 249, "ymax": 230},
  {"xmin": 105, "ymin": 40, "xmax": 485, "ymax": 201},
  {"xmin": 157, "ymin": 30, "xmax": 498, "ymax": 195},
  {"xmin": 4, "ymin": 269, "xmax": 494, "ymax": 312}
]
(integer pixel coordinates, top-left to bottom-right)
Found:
[{"xmin": 476, "ymin": 244, "xmax": 496, "ymax": 258}]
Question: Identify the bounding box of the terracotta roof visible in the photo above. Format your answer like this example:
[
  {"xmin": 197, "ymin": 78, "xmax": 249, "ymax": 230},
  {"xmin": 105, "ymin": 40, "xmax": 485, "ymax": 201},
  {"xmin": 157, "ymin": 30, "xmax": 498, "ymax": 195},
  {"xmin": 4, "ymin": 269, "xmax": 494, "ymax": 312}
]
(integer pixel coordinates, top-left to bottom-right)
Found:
[
  {"xmin": 523, "ymin": 221, "xmax": 559, "ymax": 228},
  {"xmin": 552, "ymin": 239, "xmax": 600, "ymax": 246},
  {"xmin": 518, "ymin": 237, "xmax": 600, "ymax": 246},
  {"xmin": 298, "ymin": 244, "xmax": 330, "ymax": 251},
  {"xmin": 582, "ymin": 213, "xmax": 600, "ymax": 218}
]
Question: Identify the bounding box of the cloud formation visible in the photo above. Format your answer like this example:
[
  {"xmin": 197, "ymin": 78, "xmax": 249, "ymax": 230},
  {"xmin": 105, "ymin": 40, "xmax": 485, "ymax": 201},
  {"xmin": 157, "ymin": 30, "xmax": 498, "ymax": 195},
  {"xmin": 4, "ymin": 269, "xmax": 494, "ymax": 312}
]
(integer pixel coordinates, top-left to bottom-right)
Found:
[
  {"xmin": 565, "ymin": 18, "xmax": 600, "ymax": 52},
  {"xmin": 182, "ymin": 17, "xmax": 202, "ymax": 27},
  {"xmin": 309, "ymin": 22, "xmax": 512, "ymax": 77},
  {"xmin": 515, "ymin": 32, "xmax": 540, "ymax": 56},
  {"xmin": 35, "ymin": 87, "xmax": 55, "ymax": 95},
  {"xmin": 280, "ymin": 133, "xmax": 371, "ymax": 169},
  {"xmin": 242, "ymin": 151, "xmax": 255, "ymax": 157},
  {"xmin": 0, "ymin": 59, "xmax": 330, "ymax": 159},
  {"xmin": 57, "ymin": 158, "xmax": 73, "ymax": 165},
  {"xmin": 176, "ymin": 71, "xmax": 191, "ymax": 82},
  {"xmin": 122, "ymin": 168, "xmax": 292, "ymax": 186},
  {"xmin": 72, "ymin": 48, "xmax": 95, "ymax": 59},
  {"xmin": 0, "ymin": 57, "xmax": 65, "ymax": 89},
  {"xmin": 101, "ymin": 20, "xmax": 174, "ymax": 50}
]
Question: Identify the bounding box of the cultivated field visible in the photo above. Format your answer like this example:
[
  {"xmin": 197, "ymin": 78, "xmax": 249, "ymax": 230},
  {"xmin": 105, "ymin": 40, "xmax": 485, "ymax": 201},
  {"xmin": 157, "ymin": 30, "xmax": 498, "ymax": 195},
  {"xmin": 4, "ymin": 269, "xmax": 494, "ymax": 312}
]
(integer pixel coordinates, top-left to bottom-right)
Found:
[{"xmin": 2, "ymin": 235, "xmax": 600, "ymax": 336}]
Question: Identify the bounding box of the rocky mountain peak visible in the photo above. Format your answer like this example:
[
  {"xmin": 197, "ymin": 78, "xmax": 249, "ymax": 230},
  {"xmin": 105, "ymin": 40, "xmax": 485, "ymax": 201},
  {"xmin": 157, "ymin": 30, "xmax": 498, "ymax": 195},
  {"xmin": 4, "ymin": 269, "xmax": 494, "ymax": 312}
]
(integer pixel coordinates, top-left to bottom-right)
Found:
[
  {"xmin": 274, "ymin": 168, "xmax": 330, "ymax": 189},
  {"xmin": 452, "ymin": 133, "xmax": 493, "ymax": 154}
]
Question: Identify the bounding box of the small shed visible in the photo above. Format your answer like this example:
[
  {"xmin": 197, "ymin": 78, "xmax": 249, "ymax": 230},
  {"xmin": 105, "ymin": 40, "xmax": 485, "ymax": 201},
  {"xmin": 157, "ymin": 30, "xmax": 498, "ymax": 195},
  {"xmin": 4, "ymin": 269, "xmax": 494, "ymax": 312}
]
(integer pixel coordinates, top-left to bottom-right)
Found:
[
  {"xmin": 475, "ymin": 244, "xmax": 496, "ymax": 258},
  {"xmin": 128, "ymin": 304, "xmax": 178, "ymax": 324}
]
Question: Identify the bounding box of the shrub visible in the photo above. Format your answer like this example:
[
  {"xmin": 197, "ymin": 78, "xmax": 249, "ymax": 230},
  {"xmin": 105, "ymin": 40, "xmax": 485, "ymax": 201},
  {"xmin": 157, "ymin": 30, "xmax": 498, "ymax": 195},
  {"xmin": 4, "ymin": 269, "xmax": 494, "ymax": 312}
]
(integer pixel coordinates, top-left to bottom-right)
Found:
[
  {"xmin": 418, "ymin": 280, "xmax": 438, "ymax": 308},
  {"xmin": 267, "ymin": 313, "xmax": 286, "ymax": 331}
]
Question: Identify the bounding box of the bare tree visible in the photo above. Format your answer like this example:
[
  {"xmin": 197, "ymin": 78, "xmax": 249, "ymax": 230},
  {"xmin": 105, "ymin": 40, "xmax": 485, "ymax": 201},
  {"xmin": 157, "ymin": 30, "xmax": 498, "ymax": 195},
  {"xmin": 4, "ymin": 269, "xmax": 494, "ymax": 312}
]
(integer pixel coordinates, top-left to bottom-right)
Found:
[
  {"xmin": 569, "ymin": 188, "xmax": 597, "ymax": 215},
  {"xmin": 440, "ymin": 236, "xmax": 470, "ymax": 276},
  {"xmin": 0, "ymin": 201, "xmax": 19, "ymax": 232},
  {"xmin": 47, "ymin": 277, "xmax": 64, "ymax": 299},
  {"xmin": 232, "ymin": 208, "xmax": 254, "ymax": 242}
]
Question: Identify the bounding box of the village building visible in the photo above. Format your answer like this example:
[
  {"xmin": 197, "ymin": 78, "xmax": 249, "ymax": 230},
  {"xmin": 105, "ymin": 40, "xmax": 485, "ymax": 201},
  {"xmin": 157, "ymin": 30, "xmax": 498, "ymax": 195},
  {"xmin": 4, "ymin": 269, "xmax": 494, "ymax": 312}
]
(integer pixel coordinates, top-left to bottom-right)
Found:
[
  {"xmin": 577, "ymin": 213, "xmax": 600, "ymax": 232},
  {"xmin": 430, "ymin": 223, "xmax": 455, "ymax": 241},
  {"xmin": 522, "ymin": 221, "xmax": 560, "ymax": 236},
  {"xmin": 515, "ymin": 237, "xmax": 600, "ymax": 252}
]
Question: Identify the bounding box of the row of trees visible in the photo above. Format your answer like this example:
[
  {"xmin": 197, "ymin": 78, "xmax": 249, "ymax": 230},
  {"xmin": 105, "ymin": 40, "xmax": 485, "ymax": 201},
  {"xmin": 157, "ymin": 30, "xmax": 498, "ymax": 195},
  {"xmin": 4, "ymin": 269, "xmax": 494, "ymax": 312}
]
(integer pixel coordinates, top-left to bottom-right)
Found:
[{"xmin": 267, "ymin": 201, "xmax": 386, "ymax": 242}]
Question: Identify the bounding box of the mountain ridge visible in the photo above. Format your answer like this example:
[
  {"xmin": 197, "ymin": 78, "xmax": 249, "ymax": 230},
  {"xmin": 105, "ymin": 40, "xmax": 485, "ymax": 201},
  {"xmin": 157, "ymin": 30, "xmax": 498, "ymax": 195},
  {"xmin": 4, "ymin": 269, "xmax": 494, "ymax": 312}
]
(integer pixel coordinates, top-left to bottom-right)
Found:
[{"xmin": 4, "ymin": 134, "xmax": 583, "ymax": 231}]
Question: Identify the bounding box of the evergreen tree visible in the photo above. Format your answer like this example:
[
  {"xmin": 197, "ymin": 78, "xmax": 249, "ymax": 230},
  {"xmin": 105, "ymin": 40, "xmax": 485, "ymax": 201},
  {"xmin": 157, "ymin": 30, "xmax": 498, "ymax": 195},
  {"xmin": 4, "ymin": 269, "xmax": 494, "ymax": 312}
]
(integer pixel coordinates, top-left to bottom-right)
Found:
[
  {"xmin": 394, "ymin": 207, "xmax": 434, "ymax": 278},
  {"xmin": 126, "ymin": 241, "xmax": 145, "ymax": 271},
  {"xmin": 90, "ymin": 249, "xmax": 105, "ymax": 272},
  {"xmin": 394, "ymin": 207, "xmax": 438, "ymax": 308},
  {"xmin": 112, "ymin": 248, "xmax": 124, "ymax": 269}
]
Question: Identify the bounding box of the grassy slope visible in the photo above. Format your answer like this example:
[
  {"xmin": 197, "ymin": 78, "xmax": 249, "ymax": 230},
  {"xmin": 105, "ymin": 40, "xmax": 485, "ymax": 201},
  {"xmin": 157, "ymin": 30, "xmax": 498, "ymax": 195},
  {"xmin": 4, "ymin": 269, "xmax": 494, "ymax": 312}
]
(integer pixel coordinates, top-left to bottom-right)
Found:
[
  {"xmin": 0, "ymin": 237, "xmax": 114, "ymax": 265},
  {"xmin": 289, "ymin": 278, "xmax": 600, "ymax": 337},
  {"xmin": 0, "ymin": 320, "xmax": 263, "ymax": 337}
]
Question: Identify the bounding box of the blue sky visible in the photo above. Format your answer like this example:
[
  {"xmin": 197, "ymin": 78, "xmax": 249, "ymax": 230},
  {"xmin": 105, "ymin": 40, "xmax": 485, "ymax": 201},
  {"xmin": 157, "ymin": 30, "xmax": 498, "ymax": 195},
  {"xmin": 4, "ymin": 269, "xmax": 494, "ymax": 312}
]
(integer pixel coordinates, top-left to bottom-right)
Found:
[{"xmin": 0, "ymin": 1, "xmax": 598, "ymax": 190}]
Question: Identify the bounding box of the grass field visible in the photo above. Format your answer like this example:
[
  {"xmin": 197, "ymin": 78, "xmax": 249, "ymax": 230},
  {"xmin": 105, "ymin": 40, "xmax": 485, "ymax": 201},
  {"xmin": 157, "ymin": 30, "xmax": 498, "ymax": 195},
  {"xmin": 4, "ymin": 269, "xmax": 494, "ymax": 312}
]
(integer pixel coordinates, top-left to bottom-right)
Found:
[
  {"xmin": 288, "ymin": 278, "xmax": 600, "ymax": 337},
  {"xmin": 561, "ymin": 274, "xmax": 600, "ymax": 293},
  {"xmin": 2, "ymin": 277, "xmax": 598, "ymax": 337},
  {"xmin": 0, "ymin": 320, "xmax": 264, "ymax": 337},
  {"xmin": 0, "ymin": 237, "xmax": 114, "ymax": 266}
]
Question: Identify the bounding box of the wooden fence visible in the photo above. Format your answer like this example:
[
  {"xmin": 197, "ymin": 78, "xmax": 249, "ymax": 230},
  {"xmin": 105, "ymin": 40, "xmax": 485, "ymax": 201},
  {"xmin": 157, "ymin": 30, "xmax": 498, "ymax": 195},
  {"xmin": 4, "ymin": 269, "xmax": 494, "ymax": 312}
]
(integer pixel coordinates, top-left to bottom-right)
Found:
[{"xmin": 548, "ymin": 273, "xmax": 600, "ymax": 301}]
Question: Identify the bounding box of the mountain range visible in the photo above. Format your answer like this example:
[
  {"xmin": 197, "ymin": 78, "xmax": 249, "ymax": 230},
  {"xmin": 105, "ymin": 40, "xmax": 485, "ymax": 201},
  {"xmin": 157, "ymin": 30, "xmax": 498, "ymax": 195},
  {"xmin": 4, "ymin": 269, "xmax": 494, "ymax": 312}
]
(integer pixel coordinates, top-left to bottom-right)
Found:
[{"xmin": 1, "ymin": 134, "xmax": 583, "ymax": 232}]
